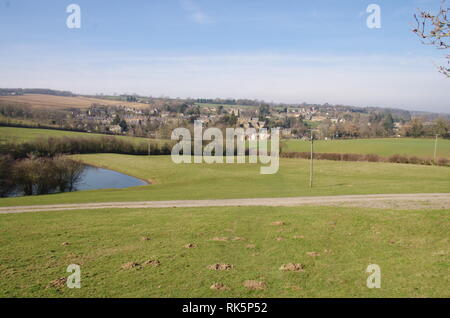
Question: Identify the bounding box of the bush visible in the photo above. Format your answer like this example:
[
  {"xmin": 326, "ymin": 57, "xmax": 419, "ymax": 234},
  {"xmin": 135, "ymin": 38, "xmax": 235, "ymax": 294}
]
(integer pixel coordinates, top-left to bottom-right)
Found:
[
  {"xmin": 9, "ymin": 156, "xmax": 86, "ymax": 196},
  {"xmin": 365, "ymin": 154, "xmax": 380, "ymax": 162},
  {"xmin": 388, "ymin": 154, "xmax": 409, "ymax": 164},
  {"xmin": 12, "ymin": 158, "xmax": 37, "ymax": 195},
  {"xmin": 0, "ymin": 155, "xmax": 15, "ymax": 197},
  {"xmin": 0, "ymin": 136, "xmax": 175, "ymax": 158},
  {"xmin": 437, "ymin": 158, "xmax": 449, "ymax": 166},
  {"xmin": 280, "ymin": 151, "xmax": 449, "ymax": 167}
]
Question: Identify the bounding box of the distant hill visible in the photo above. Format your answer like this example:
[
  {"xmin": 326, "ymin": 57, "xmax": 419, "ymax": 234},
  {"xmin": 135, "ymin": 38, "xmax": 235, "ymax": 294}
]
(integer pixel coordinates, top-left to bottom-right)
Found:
[
  {"xmin": 0, "ymin": 88, "xmax": 75, "ymax": 97},
  {"xmin": 0, "ymin": 94, "xmax": 150, "ymax": 110}
]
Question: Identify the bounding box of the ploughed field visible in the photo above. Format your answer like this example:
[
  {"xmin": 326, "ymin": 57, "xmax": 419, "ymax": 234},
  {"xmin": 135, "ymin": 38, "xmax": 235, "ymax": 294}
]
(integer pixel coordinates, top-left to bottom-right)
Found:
[{"xmin": 0, "ymin": 94, "xmax": 147, "ymax": 110}]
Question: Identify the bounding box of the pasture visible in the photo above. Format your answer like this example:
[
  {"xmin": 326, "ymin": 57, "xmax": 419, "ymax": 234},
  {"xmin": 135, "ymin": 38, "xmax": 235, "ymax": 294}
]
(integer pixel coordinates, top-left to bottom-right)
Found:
[
  {"xmin": 0, "ymin": 205, "xmax": 448, "ymax": 297},
  {"xmin": 283, "ymin": 138, "xmax": 450, "ymax": 159},
  {"xmin": 0, "ymin": 126, "xmax": 163, "ymax": 145},
  {"xmin": 0, "ymin": 154, "xmax": 449, "ymax": 207}
]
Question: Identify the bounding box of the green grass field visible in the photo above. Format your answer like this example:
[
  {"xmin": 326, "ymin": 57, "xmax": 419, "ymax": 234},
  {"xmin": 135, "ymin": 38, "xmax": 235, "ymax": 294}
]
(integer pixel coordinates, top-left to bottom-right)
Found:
[
  {"xmin": 0, "ymin": 205, "xmax": 448, "ymax": 297},
  {"xmin": 0, "ymin": 126, "xmax": 167, "ymax": 145},
  {"xmin": 2, "ymin": 127, "xmax": 449, "ymax": 159},
  {"xmin": 1, "ymin": 154, "xmax": 449, "ymax": 207},
  {"xmin": 1, "ymin": 129, "xmax": 449, "ymax": 298},
  {"xmin": 283, "ymin": 138, "xmax": 450, "ymax": 159}
]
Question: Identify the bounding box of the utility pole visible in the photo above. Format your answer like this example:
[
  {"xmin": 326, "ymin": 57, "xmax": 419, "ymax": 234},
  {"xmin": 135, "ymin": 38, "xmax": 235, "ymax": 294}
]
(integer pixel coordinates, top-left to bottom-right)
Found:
[
  {"xmin": 148, "ymin": 134, "xmax": 151, "ymax": 157},
  {"xmin": 434, "ymin": 134, "xmax": 439, "ymax": 164},
  {"xmin": 310, "ymin": 129, "xmax": 314, "ymax": 188}
]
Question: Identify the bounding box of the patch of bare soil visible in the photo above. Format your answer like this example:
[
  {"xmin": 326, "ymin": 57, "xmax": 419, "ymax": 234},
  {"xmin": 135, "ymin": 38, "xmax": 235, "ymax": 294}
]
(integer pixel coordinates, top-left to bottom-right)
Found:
[
  {"xmin": 243, "ymin": 280, "xmax": 266, "ymax": 290},
  {"xmin": 275, "ymin": 237, "xmax": 284, "ymax": 241},
  {"xmin": 306, "ymin": 252, "xmax": 320, "ymax": 257},
  {"xmin": 232, "ymin": 237, "xmax": 246, "ymax": 241},
  {"xmin": 271, "ymin": 221, "xmax": 285, "ymax": 226},
  {"xmin": 279, "ymin": 263, "xmax": 305, "ymax": 272},
  {"xmin": 140, "ymin": 236, "xmax": 150, "ymax": 241},
  {"xmin": 293, "ymin": 235, "xmax": 304, "ymax": 239},
  {"xmin": 143, "ymin": 260, "xmax": 160, "ymax": 267},
  {"xmin": 246, "ymin": 244, "xmax": 256, "ymax": 248},
  {"xmin": 121, "ymin": 262, "xmax": 141, "ymax": 270},
  {"xmin": 210, "ymin": 283, "xmax": 229, "ymax": 291},
  {"xmin": 208, "ymin": 264, "xmax": 234, "ymax": 271},
  {"xmin": 185, "ymin": 243, "xmax": 197, "ymax": 248},
  {"xmin": 211, "ymin": 237, "xmax": 228, "ymax": 241},
  {"xmin": 47, "ymin": 277, "xmax": 67, "ymax": 289}
]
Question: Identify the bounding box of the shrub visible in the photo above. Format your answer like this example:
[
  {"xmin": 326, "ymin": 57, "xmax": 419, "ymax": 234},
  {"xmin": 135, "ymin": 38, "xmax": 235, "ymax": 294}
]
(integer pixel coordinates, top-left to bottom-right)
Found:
[
  {"xmin": 280, "ymin": 151, "xmax": 447, "ymax": 167},
  {"xmin": 437, "ymin": 158, "xmax": 449, "ymax": 166},
  {"xmin": 12, "ymin": 158, "xmax": 37, "ymax": 195},
  {"xmin": 388, "ymin": 154, "xmax": 409, "ymax": 164},
  {"xmin": 408, "ymin": 156, "xmax": 420, "ymax": 165},
  {"xmin": 0, "ymin": 155, "xmax": 15, "ymax": 197},
  {"xmin": 365, "ymin": 154, "xmax": 380, "ymax": 162},
  {"xmin": 10, "ymin": 156, "xmax": 86, "ymax": 196},
  {"xmin": 0, "ymin": 136, "xmax": 175, "ymax": 158}
]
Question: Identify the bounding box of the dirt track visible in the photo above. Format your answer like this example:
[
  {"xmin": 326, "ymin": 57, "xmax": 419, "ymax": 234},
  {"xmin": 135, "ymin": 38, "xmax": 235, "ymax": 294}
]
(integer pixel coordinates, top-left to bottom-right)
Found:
[{"xmin": 0, "ymin": 193, "xmax": 449, "ymax": 214}]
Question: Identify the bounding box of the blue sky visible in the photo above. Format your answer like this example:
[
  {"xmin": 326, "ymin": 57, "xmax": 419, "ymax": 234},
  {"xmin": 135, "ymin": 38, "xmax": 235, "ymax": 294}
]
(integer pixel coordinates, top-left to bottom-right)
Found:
[{"xmin": 0, "ymin": 0, "xmax": 448, "ymax": 112}]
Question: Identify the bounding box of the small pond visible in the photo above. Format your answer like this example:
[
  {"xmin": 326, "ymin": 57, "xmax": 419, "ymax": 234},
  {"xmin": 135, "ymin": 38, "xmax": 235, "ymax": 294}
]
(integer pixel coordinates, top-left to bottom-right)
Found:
[
  {"xmin": 76, "ymin": 166, "xmax": 148, "ymax": 191},
  {"xmin": 4, "ymin": 165, "xmax": 148, "ymax": 197}
]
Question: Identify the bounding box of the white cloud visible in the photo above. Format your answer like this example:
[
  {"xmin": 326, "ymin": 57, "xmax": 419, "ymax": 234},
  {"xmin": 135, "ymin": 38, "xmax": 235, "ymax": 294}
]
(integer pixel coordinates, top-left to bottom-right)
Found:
[{"xmin": 180, "ymin": 0, "xmax": 213, "ymax": 24}]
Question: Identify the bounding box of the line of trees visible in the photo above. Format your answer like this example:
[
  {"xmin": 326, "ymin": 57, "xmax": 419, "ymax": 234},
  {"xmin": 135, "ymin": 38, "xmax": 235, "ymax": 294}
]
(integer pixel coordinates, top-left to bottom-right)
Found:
[
  {"xmin": 315, "ymin": 117, "xmax": 450, "ymax": 139},
  {"xmin": 0, "ymin": 136, "xmax": 174, "ymax": 158},
  {"xmin": 281, "ymin": 151, "xmax": 449, "ymax": 166},
  {"xmin": 0, "ymin": 155, "xmax": 85, "ymax": 197}
]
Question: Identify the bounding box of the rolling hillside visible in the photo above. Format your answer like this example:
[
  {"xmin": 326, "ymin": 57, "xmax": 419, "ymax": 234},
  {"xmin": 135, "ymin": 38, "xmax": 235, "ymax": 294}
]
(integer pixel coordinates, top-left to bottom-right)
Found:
[{"xmin": 0, "ymin": 94, "xmax": 148, "ymax": 110}]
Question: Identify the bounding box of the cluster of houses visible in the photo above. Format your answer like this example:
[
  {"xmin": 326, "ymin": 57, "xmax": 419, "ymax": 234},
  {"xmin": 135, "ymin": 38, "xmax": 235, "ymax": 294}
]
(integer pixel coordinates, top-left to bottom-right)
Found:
[{"xmin": 67, "ymin": 101, "xmax": 374, "ymax": 139}]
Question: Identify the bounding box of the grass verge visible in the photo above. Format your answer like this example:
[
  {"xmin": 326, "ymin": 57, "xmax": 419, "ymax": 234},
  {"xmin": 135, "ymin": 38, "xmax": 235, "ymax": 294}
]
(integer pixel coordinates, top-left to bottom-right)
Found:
[{"xmin": 0, "ymin": 205, "xmax": 448, "ymax": 297}]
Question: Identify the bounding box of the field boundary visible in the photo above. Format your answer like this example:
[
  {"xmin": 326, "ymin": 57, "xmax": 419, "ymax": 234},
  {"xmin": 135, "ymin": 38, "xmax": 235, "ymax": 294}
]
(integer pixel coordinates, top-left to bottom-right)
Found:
[{"xmin": 282, "ymin": 151, "xmax": 450, "ymax": 166}]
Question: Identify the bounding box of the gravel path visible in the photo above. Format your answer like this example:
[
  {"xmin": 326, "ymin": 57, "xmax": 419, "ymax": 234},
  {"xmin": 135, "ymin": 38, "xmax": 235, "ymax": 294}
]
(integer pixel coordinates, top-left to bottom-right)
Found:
[{"xmin": 0, "ymin": 193, "xmax": 449, "ymax": 214}]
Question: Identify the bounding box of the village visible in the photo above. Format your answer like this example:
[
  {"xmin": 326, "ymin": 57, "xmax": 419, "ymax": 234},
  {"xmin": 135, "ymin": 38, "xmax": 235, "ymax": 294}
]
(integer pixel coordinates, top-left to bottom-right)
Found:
[{"xmin": 66, "ymin": 98, "xmax": 418, "ymax": 141}]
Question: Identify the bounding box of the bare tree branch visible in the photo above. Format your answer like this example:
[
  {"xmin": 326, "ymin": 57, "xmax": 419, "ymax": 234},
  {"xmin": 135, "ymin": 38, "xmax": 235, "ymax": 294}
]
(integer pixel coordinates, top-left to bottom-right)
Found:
[{"xmin": 413, "ymin": 0, "xmax": 449, "ymax": 77}]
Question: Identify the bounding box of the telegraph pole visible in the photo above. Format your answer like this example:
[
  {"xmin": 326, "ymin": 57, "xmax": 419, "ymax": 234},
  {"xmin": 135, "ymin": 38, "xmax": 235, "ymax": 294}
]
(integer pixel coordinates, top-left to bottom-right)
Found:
[
  {"xmin": 434, "ymin": 134, "xmax": 439, "ymax": 164},
  {"xmin": 148, "ymin": 134, "xmax": 151, "ymax": 157},
  {"xmin": 310, "ymin": 129, "xmax": 314, "ymax": 188}
]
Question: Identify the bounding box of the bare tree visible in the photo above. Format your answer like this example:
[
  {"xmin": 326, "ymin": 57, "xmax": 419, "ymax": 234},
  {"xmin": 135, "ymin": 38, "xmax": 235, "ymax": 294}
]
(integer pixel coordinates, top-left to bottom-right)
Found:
[{"xmin": 413, "ymin": 0, "xmax": 449, "ymax": 77}]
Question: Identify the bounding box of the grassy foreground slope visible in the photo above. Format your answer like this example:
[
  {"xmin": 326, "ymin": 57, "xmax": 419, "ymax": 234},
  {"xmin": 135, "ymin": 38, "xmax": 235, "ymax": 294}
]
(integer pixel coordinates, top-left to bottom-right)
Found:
[
  {"xmin": 284, "ymin": 138, "xmax": 450, "ymax": 159},
  {"xmin": 1, "ymin": 154, "xmax": 449, "ymax": 207},
  {"xmin": 0, "ymin": 205, "xmax": 448, "ymax": 297}
]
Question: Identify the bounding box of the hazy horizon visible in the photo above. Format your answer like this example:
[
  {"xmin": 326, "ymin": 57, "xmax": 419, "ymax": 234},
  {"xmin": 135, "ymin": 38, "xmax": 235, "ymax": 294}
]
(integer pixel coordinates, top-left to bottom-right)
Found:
[{"xmin": 1, "ymin": 0, "xmax": 448, "ymax": 112}]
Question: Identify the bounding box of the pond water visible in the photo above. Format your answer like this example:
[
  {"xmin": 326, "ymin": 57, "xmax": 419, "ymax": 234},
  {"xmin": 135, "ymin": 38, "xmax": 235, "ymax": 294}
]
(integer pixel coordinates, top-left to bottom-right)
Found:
[
  {"xmin": 4, "ymin": 165, "xmax": 148, "ymax": 197},
  {"xmin": 77, "ymin": 166, "xmax": 148, "ymax": 191}
]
